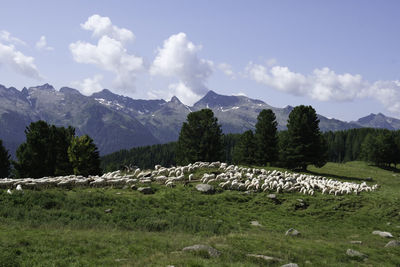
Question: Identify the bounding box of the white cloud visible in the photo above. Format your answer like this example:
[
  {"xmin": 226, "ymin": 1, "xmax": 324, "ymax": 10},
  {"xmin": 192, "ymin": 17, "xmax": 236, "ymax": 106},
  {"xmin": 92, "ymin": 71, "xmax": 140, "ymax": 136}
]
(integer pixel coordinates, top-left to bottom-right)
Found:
[
  {"xmin": 0, "ymin": 42, "xmax": 41, "ymax": 79},
  {"xmin": 367, "ymin": 80, "xmax": 400, "ymax": 114},
  {"xmin": 169, "ymin": 82, "xmax": 202, "ymax": 105},
  {"xmin": 150, "ymin": 32, "xmax": 213, "ymax": 104},
  {"xmin": 246, "ymin": 63, "xmax": 366, "ymax": 101},
  {"xmin": 71, "ymin": 74, "xmax": 103, "ymax": 96},
  {"xmin": 0, "ymin": 30, "xmax": 26, "ymax": 46},
  {"xmin": 218, "ymin": 63, "xmax": 235, "ymax": 78},
  {"xmin": 246, "ymin": 62, "xmax": 400, "ymax": 115},
  {"xmin": 36, "ymin": 36, "xmax": 54, "ymax": 51},
  {"xmin": 266, "ymin": 58, "xmax": 277, "ymax": 67},
  {"xmin": 70, "ymin": 15, "xmax": 143, "ymax": 94},
  {"xmin": 81, "ymin": 14, "xmax": 134, "ymax": 43}
]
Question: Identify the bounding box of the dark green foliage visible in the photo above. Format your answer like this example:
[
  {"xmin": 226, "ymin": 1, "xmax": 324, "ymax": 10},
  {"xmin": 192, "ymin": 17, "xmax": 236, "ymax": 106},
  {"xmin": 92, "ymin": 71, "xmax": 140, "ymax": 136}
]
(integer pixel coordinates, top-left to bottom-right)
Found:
[
  {"xmin": 222, "ymin": 133, "xmax": 240, "ymax": 165},
  {"xmin": 176, "ymin": 109, "xmax": 223, "ymax": 165},
  {"xmin": 282, "ymin": 105, "xmax": 327, "ymax": 170},
  {"xmin": 101, "ymin": 142, "xmax": 177, "ymax": 172},
  {"xmin": 14, "ymin": 121, "xmax": 100, "ymax": 178},
  {"xmin": 14, "ymin": 121, "xmax": 75, "ymax": 178},
  {"xmin": 360, "ymin": 130, "xmax": 400, "ymax": 167},
  {"xmin": 233, "ymin": 130, "xmax": 256, "ymax": 165},
  {"xmin": 323, "ymin": 128, "xmax": 400, "ymax": 166},
  {"xmin": 0, "ymin": 139, "xmax": 11, "ymax": 178},
  {"xmin": 100, "ymin": 134, "xmax": 240, "ymax": 172},
  {"xmin": 254, "ymin": 109, "xmax": 278, "ymax": 165},
  {"xmin": 68, "ymin": 135, "xmax": 101, "ymax": 176}
]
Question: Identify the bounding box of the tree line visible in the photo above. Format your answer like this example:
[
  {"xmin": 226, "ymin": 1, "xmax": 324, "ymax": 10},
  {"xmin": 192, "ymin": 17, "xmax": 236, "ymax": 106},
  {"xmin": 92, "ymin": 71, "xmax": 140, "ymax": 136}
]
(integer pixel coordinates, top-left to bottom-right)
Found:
[
  {"xmin": 0, "ymin": 121, "xmax": 101, "ymax": 178},
  {"xmin": 102, "ymin": 105, "xmax": 327, "ymax": 172},
  {"xmin": 101, "ymin": 107, "xmax": 400, "ymax": 171},
  {"xmin": 3, "ymin": 108, "xmax": 399, "ymax": 178},
  {"xmin": 324, "ymin": 128, "xmax": 400, "ymax": 167}
]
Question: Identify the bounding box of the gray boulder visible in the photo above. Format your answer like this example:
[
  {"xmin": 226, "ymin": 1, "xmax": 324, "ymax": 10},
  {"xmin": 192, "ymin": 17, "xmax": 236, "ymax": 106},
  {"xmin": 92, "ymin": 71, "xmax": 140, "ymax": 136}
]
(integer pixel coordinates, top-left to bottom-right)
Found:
[
  {"xmin": 285, "ymin": 228, "xmax": 300, "ymax": 236},
  {"xmin": 281, "ymin": 263, "xmax": 298, "ymax": 267},
  {"xmin": 247, "ymin": 254, "xmax": 282, "ymax": 262},
  {"xmin": 372, "ymin": 230, "xmax": 393, "ymax": 238},
  {"xmin": 346, "ymin": 249, "xmax": 367, "ymax": 259},
  {"xmin": 385, "ymin": 240, "xmax": 400, "ymax": 248},
  {"xmin": 182, "ymin": 244, "xmax": 220, "ymax": 257},
  {"xmin": 250, "ymin": 221, "xmax": 262, "ymax": 227},
  {"xmin": 195, "ymin": 184, "xmax": 215, "ymax": 194}
]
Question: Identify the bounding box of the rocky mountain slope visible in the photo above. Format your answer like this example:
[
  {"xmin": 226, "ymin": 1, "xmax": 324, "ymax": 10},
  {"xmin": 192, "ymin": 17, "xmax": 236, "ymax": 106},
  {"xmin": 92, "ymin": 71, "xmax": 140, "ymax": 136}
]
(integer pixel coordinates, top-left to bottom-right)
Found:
[{"xmin": 1, "ymin": 83, "xmax": 399, "ymax": 156}]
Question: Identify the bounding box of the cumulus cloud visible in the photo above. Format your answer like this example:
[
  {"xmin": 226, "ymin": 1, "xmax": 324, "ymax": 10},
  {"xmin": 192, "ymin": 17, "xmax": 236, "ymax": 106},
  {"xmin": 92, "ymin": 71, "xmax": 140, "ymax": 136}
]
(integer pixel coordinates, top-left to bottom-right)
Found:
[
  {"xmin": 36, "ymin": 36, "xmax": 54, "ymax": 51},
  {"xmin": 70, "ymin": 15, "xmax": 143, "ymax": 94},
  {"xmin": 71, "ymin": 74, "xmax": 103, "ymax": 95},
  {"xmin": 218, "ymin": 63, "xmax": 235, "ymax": 78},
  {"xmin": 368, "ymin": 80, "xmax": 400, "ymax": 113},
  {"xmin": 0, "ymin": 41, "xmax": 41, "ymax": 79},
  {"xmin": 246, "ymin": 63, "xmax": 367, "ymax": 101},
  {"xmin": 246, "ymin": 62, "xmax": 400, "ymax": 115},
  {"xmin": 0, "ymin": 30, "xmax": 26, "ymax": 46},
  {"xmin": 81, "ymin": 14, "xmax": 134, "ymax": 43},
  {"xmin": 150, "ymin": 32, "xmax": 213, "ymax": 104}
]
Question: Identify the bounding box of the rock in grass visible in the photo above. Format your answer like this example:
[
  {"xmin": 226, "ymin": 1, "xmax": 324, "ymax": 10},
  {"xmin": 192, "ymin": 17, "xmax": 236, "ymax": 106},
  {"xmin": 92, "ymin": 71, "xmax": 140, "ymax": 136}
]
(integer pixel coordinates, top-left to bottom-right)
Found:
[
  {"xmin": 346, "ymin": 249, "xmax": 367, "ymax": 259},
  {"xmin": 104, "ymin": 209, "xmax": 112, "ymax": 213},
  {"xmin": 281, "ymin": 263, "xmax": 298, "ymax": 267},
  {"xmin": 350, "ymin": 241, "xmax": 362, "ymax": 244},
  {"xmin": 285, "ymin": 228, "xmax": 300, "ymax": 236},
  {"xmin": 137, "ymin": 187, "xmax": 154, "ymax": 194},
  {"xmin": 267, "ymin": 194, "xmax": 276, "ymax": 199},
  {"xmin": 247, "ymin": 254, "xmax": 282, "ymax": 262},
  {"xmin": 372, "ymin": 231, "xmax": 393, "ymax": 238},
  {"xmin": 182, "ymin": 244, "xmax": 220, "ymax": 257},
  {"xmin": 385, "ymin": 240, "xmax": 400, "ymax": 248},
  {"xmin": 195, "ymin": 184, "xmax": 215, "ymax": 194},
  {"xmin": 250, "ymin": 221, "xmax": 262, "ymax": 227}
]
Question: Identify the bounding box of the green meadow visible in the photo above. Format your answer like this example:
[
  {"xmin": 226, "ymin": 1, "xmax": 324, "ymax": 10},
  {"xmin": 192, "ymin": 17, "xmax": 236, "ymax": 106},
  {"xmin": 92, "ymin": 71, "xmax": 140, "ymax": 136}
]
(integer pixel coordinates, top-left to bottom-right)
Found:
[{"xmin": 0, "ymin": 161, "xmax": 399, "ymax": 266}]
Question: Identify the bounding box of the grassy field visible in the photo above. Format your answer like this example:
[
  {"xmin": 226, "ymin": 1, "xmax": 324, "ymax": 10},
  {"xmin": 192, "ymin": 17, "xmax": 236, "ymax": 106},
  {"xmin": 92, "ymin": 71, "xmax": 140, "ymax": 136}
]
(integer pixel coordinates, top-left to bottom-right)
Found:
[{"xmin": 0, "ymin": 161, "xmax": 399, "ymax": 266}]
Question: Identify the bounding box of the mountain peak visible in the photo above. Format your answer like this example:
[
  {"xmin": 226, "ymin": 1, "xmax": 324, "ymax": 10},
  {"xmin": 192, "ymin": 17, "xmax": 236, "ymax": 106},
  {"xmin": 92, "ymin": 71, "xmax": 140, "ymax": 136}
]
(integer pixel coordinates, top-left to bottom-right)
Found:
[
  {"xmin": 170, "ymin": 96, "xmax": 182, "ymax": 104},
  {"xmin": 194, "ymin": 90, "xmax": 240, "ymax": 108},
  {"xmin": 60, "ymin": 87, "xmax": 82, "ymax": 95},
  {"xmin": 31, "ymin": 83, "xmax": 55, "ymax": 91},
  {"xmin": 91, "ymin": 89, "xmax": 118, "ymax": 100}
]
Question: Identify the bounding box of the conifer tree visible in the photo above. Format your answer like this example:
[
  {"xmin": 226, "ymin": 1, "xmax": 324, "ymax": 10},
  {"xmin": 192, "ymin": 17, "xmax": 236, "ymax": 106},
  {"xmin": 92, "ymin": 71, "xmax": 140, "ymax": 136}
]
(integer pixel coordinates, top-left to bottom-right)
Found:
[
  {"xmin": 176, "ymin": 109, "xmax": 223, "ymax": 165},
  {"xmin": 68, "ymin": 135, "xmax": 101, "ymax": 177},
  {"xmin": 254, "ymin": 109, "xmax": 278, "ymax": 165},
  {"xmin": 283, "ymin": 105, "xmax": 327, "ymax": 170},
  {"xmin": 233, "ymin": 130, "xmax": 256, "ymax": 165},
  {"xmin": 0, "ymin": 139, "xmax": 11, "ymax": 178}
]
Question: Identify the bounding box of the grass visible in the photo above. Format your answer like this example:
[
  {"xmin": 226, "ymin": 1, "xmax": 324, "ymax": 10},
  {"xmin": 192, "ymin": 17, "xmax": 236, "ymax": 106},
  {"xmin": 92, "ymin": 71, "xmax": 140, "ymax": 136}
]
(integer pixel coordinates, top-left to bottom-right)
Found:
[{"xmin": 0, "ymin": 161, "xmax": 399, "ymax": 266}]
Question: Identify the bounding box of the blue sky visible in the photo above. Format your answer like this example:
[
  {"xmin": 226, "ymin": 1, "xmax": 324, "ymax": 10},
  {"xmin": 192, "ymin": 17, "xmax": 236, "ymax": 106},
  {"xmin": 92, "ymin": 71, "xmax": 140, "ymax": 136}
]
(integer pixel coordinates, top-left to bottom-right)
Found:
[{"xmin": 0, "ymin": 0, "xmax": 399, "ymax": 121}]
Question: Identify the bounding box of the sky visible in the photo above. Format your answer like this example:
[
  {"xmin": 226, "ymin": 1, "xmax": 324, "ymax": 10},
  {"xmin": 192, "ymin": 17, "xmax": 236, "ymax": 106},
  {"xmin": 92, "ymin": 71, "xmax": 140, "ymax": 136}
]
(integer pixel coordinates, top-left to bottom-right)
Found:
[{"xmin": 0, "ymin": 0, "xmax": 400, "ymax": 121}]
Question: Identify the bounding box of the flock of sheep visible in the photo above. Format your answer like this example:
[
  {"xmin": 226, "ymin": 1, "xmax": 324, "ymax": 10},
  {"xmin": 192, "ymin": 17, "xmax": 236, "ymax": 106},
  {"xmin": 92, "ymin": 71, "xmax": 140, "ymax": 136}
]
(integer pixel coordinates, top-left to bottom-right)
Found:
[{"xmin": 1, "ymin": 161, "xmax": 378, "ymax": 196}]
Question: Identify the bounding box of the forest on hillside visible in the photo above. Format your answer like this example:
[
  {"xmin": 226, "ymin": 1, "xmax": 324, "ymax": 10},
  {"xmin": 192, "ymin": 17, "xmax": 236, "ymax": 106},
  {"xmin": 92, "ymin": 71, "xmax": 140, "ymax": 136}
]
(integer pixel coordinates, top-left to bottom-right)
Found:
[{"xmin": 102, "ymin": 127, "xmax": 400, "ymax": 172}]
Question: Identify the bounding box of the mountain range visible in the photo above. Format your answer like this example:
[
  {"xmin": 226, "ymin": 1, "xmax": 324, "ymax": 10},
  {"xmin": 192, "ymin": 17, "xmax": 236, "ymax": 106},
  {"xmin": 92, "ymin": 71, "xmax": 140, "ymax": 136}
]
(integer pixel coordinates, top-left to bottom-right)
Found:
[{"xmin": 1, "ymin": 83, "xmax": 399, "ymax": 157}]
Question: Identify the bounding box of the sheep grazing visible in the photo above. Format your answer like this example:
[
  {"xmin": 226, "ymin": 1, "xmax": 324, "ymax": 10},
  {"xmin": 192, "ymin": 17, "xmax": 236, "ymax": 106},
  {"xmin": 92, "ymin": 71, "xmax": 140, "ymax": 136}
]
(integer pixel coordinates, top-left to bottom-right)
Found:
[{"xmin": 0, "ymin": 161, "xmax": 379, "ymax": 196}]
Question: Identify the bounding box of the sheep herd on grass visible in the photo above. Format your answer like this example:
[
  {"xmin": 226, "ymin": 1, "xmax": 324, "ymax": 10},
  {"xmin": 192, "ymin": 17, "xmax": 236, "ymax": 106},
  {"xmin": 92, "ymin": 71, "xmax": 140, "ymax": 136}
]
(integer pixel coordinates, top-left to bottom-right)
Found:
[{"xmin": 1, "ymin": 161, "xmax": 378, "ymax": 196}]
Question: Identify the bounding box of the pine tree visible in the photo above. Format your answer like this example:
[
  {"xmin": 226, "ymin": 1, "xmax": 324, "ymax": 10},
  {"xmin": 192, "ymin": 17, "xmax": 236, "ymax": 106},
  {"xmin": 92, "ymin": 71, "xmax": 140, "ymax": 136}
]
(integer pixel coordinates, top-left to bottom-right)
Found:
[
  {"xmin": 233, "ymin": 130, "xmax": 256, "ymax": 165},
  {"xmin": 283, "ymin": 105, "xmax": 327, "ymax": 170},
  {"xmin": 0, "ymin": 139, "xmax": 11, "ymax": 178},
  {"xmin": 68, "ymin": 135, "xmax": 101, "ymax": 176},
  {"xmin": 14, "ymin": 121, "xmax": 75, "ymax": 178},
  {"xmin": 254, "ymin": 109, "xmax": 278, "ymax": 165},
  {"xmin": 176, "ymin": 109, "xmax": 223, "ymax": 165}
]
